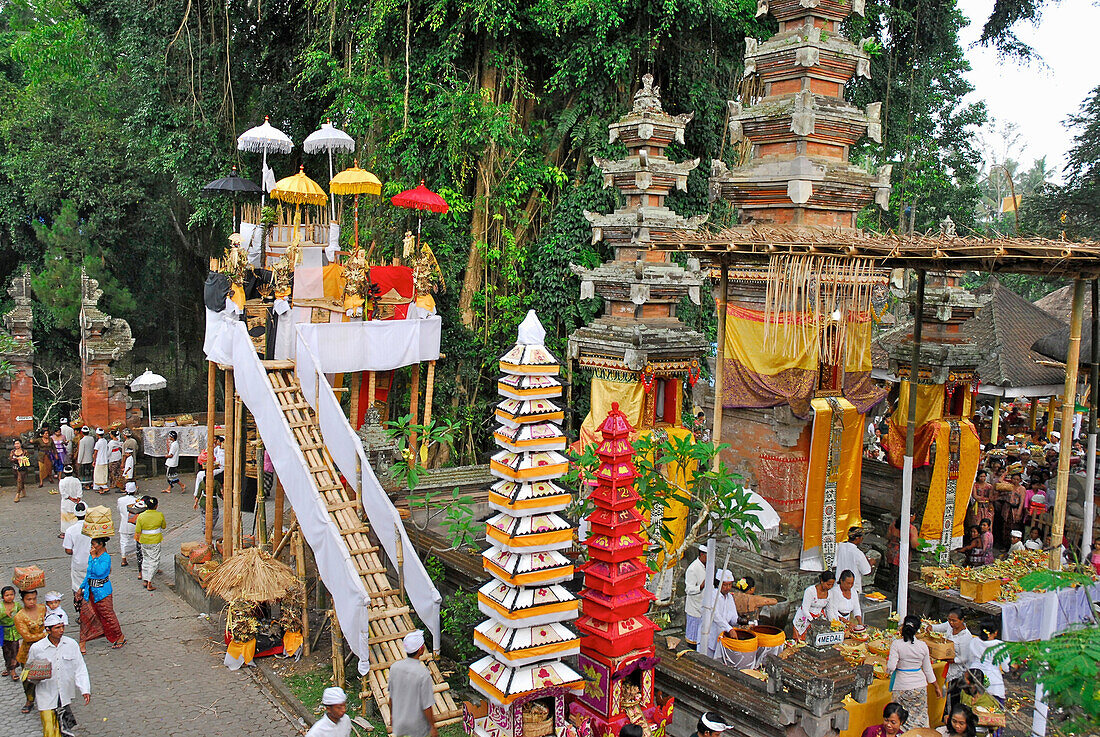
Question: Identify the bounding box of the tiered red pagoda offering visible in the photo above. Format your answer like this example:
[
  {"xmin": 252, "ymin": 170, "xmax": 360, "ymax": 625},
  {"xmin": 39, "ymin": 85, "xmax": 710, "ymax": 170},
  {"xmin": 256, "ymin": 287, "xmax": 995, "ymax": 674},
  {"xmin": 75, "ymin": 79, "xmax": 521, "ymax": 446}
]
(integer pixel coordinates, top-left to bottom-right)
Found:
[{"xmin": 572, "ymin": 403, "xmax": 673, "ymax": 737}]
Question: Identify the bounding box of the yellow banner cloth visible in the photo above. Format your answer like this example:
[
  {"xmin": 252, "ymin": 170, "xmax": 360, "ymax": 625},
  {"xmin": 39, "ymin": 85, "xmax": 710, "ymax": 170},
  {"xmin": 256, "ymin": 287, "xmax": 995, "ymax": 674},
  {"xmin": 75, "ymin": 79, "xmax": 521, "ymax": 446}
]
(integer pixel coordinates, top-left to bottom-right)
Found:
[
  {"xmin": 803, "ymin": 397, "xmax": 864, "ymax": 562},
  {"xmin": 282, "ymin": 631, "xmax": 303, "ymax": 657},
  {"xmin": 891, "ymin": 381, "xmax": 944, "ymax": 429},
  {"xmin": 579, "ymin": 376, "xmax": 646, "ymax": 447},
  {"xmin": 920, "ymin": 419, "xmax": 980, "ymax": 543}
]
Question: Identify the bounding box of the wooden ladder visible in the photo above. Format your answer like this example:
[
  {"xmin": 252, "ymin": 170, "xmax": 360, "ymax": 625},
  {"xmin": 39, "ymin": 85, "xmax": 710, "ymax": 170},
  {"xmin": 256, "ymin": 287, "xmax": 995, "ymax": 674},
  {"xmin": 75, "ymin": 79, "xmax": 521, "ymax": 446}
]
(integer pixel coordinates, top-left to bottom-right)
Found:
[{"xmin": 265, "ymin": 368, "xmax": 463, "ymax": 729}]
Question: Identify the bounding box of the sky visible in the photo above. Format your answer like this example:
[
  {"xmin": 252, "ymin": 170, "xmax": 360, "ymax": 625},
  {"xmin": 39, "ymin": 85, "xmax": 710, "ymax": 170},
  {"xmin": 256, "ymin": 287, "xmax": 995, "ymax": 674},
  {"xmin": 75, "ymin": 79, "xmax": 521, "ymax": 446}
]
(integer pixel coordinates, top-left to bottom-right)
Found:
[{"xmin": 957, "ymin": 0, "xmax": 1100, "ymax": 182}]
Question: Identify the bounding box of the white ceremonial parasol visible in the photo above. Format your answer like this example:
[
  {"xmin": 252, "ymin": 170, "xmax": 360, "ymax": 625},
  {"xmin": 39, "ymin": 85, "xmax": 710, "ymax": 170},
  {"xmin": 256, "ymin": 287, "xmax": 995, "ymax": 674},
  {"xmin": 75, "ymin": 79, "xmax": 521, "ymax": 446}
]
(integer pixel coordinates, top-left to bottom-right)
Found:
[
  {"xmin": 130, "ymin": 369, "xmax": 167, "ymax": 425},
  {"xmin": 303, "ymin": 120, "xmax": 355, "ymax": 221},
  {"xmin": 237, "ymin": 116, "xmax": 294, "ymax": 206}
]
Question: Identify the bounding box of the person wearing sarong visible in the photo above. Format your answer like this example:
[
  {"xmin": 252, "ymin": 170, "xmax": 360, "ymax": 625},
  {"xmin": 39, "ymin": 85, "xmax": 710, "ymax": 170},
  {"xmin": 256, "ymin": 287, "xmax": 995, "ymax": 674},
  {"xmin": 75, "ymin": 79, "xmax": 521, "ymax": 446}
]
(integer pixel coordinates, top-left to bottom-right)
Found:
[
  {"xmin": 36, "ymin": 429, "xmax": 58, "ymax": 488},
  {"xmin": 77, "ymin": 538, "xmax": 125, "ymax": 651},
  {"xmin": 683, "ymin": 545, "xmax": 707, "ymax": 646},
  {"xmin": 91, "ymin": 429, "xmax": 109, "ymax": 493},
  {"xmin": 696, "ymin": 570, "xmax": 738, "ymax": 660},
  {"xmin": 58, "ymin": 467, "xmax": 82, "ymax": 537},
  {"xmin": 14, "ymin": 589, "xmax": 47, "ymax": 713},
  {"xmin": 10, "ymin": 438, "xmax": 31, "ymax": 502},
  {"xmin": 793, "ymin": 571, "xmax": 835, "ymax": 641},
  {"xmin": 134, "ymin": 496, "xmax": 166, "ymax": 590},
  {"xmin": 117, "ymin": 485, "xmax": 138, "ymax": 567},
  {"xmin": 51, "ymin": 430, "xmax": 67, "ymax": 477},
  {"xmin": 971, "ymin": 470, "xmax": 994, "ymax": 527},
  {"xmin": 75, "ymin": 428, "xmax": 94, "ymax": 483},
  {"xmin": 28, "ymin": 610, "xmax": 89, "ymax": 737},
  {"xmin": 887, "ymin": 614, "xmax": 942, "ymax": 729},
  {"xmin": 107, "ymin": 431, "xmax": 123, "ymax": 491},
  {"xmin": 0, "ymin": 586, "xmax": 22, "ymax": 679}
]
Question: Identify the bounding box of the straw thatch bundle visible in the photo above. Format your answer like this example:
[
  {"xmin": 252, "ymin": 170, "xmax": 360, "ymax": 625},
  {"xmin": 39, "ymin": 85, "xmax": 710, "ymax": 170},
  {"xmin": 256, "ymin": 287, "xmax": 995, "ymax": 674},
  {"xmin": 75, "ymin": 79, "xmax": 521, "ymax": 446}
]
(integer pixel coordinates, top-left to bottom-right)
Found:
[{"xmin": 203, "ymin": 548, "xmax": 298, "ymax": 603}]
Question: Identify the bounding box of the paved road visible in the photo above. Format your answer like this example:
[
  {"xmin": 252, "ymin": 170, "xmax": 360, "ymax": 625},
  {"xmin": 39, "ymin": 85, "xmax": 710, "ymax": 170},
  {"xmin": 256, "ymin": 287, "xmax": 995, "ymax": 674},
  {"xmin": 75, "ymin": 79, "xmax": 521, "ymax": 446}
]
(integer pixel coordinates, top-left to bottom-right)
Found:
[{"xmin": 0, "ymin": 471, "xmax": 302, "ymax": 736}]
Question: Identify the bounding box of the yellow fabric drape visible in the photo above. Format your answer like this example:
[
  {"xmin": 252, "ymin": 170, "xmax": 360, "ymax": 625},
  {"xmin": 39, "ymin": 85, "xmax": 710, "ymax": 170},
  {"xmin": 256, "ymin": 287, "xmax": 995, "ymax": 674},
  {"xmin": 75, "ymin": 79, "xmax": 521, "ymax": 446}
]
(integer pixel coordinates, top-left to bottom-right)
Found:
[
  {"xmin": 920, "ymin": 419, "xmax": 980, "ymax": 542},
  {"xmin": 803, "ymin": 397, "xmax": 864, "ymax": 555},
  {"xmin": 226, "ymin": 637, "xmax": 256, "ymax": 665},
  {"xmin": 322, "ymin": 263, "xmax": 346, "ymax": 299},
  {"xmin": 891, "ymin": 381, "xmax": 944, "ymax": 429},
  {"xmin": 724, "ymin": 305, "xmax": 818, "ymax": 376},
  {"xmin": 580, "ymin": 376, "xmax": 646, "ymax": 446},
  {"xmin": 843, "ymin": 319, "xmax": 874, "ymax": 372},
  {"xmin": 282, "ymin": 631, "xmax": 303, "ymax": 657}
]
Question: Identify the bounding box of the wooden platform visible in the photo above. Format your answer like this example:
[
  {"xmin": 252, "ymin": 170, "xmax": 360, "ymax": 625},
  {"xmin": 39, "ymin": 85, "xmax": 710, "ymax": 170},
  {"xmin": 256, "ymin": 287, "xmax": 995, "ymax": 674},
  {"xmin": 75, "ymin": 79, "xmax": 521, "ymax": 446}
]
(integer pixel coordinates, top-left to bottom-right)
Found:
[
  {"xmin": 266, "ymin": 368, "xmax": 462, "ymax": 729},
  {"xmin": 909, "ymin": 581, "xmax": 1002, "ymax": 617}
]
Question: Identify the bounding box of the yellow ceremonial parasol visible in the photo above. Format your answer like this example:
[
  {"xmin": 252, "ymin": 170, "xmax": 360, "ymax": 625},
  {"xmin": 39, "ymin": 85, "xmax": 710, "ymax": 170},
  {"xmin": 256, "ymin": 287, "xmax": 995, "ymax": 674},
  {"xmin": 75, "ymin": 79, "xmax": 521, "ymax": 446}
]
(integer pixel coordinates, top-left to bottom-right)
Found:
[
  {"xmin": 270, "ymin": 166, "xmax": 328, "ymax": 252},
  {"xmin": 329, "ymin": 161, "xmax": 382, "ymax": 252}
]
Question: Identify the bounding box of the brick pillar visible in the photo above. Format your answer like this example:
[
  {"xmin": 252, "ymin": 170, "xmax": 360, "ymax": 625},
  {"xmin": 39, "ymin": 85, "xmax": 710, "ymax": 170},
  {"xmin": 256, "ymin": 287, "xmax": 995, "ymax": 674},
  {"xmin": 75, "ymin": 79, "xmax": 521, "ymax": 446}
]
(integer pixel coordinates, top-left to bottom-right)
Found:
[
  {"xmin": 1, "ymin": 272, "xmax": 34, "ymax": 439},
  {"xmin": 79, "ymin": 271, "xmax": 135, "ymax": 429}
]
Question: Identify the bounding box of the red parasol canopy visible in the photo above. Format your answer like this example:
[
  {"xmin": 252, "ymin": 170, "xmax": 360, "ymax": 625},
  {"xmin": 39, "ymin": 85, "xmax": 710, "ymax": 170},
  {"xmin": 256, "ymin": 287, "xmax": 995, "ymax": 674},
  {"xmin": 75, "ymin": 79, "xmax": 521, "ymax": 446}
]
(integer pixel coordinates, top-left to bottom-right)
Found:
[{"xmin": 391, "ymin": 180, "xmax": 449, "ymax": 214}]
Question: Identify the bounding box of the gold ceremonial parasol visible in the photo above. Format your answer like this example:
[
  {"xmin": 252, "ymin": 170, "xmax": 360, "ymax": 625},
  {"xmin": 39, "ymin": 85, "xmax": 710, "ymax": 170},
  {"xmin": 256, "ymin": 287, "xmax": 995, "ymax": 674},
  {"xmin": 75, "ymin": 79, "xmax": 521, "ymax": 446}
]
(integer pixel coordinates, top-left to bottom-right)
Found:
[
  {"xmin": 271, "ymin": 166, "xmax": 328, "ymax": 251},
  {"xmin": 330, "ymin": 162, "xmax": 382, "ymax": 252}
]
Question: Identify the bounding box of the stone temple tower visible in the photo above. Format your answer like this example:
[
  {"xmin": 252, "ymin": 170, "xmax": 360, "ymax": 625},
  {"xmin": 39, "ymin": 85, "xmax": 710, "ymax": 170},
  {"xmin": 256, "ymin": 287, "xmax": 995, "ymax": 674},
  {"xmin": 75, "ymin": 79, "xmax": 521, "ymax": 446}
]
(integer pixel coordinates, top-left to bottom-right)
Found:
[{"xmin": 711, "ymin": 0, "xmax": 892, "ymax": 227}]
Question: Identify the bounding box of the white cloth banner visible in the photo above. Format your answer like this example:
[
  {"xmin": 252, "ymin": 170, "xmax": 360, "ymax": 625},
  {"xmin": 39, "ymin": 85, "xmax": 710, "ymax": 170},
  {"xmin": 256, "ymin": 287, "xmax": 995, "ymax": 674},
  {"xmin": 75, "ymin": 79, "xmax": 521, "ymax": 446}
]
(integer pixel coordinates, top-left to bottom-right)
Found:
[
  {"xmin": 1000, "ymin": 581, "xmax": 1100, "ymax": 642},
  {"xmin": 295, "ymin": 331, "xmax": 443, "ymax": 649},
  {"xmin": 207, "ymin": 320, "xmax": 373, "ymax": 665},
  {"xmin": 297, "ymin": 316, "xmax": 441, "ymax": 374}
]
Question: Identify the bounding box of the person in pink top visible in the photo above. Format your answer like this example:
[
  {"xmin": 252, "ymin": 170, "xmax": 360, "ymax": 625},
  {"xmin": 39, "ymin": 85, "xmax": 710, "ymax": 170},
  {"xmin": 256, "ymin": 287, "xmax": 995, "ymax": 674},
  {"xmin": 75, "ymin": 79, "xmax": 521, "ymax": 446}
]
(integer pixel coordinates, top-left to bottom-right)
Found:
[
  {"xmin": 860, "ymin": 703, "xmax": 908, "ymax": 737},
  {"xmin": 1090, "ymin": 540, "xmax": 1100, "ymax": 575},
  {"xmin": 887, "ymin": 614, "xmax": 943, "ymax": 728}
]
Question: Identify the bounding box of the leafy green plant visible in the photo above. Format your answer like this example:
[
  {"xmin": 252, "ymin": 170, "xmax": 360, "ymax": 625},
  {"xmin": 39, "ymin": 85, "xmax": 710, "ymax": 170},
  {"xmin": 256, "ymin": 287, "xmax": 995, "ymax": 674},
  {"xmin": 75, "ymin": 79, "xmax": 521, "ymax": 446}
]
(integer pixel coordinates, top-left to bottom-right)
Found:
[
  {"xmin": 384, "ymin": 415, "xmax": 459, "ymax": 490},
  {"xmin": 440, "ymin": 589, "xmax": 482, "ymax": 665},
  {"xmin": 407, "ymin": 485, "xmax": 480, "ymax": 552}
]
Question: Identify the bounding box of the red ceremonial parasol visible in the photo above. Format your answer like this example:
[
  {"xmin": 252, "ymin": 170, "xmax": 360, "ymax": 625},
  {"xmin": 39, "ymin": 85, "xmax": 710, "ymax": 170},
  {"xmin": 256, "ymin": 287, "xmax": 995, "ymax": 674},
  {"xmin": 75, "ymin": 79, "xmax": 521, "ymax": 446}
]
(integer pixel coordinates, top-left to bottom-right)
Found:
[{"xmin": 391, "ymin": 180, "xmax": 448, "ymax": 248}]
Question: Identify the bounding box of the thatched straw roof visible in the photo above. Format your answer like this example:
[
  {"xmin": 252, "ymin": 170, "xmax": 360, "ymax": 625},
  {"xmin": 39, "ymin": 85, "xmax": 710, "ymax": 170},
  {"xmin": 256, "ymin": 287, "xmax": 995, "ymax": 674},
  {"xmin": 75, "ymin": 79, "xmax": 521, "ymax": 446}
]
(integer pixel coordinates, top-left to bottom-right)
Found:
[
  {"xmin": 203, "ymin": 548, "xmax": 299, "ymax": 602},
  {"xmin": 1034, "ymin": 283, "xmax": 1095, "ymax": 324},
  {"xmin": 1031, "ymin": 328, "xmax": 1096, "ymax": 367}
]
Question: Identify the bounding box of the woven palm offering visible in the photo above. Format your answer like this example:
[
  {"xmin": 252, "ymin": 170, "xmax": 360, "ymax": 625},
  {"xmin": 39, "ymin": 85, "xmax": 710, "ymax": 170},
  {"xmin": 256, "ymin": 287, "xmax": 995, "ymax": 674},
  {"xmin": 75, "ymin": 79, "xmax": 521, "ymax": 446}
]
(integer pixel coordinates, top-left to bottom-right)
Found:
[{"xmin": 82, "ymin": 506, "xmax": 114, "ymax": 537}]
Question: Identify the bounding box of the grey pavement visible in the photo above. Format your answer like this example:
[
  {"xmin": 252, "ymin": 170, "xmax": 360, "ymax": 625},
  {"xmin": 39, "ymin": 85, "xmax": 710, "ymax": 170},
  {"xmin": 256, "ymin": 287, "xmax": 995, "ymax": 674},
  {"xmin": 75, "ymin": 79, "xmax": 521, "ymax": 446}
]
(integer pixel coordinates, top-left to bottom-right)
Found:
[{"xmin": 0, "ymin": 470, "xmax": 302, "ymax": 736}]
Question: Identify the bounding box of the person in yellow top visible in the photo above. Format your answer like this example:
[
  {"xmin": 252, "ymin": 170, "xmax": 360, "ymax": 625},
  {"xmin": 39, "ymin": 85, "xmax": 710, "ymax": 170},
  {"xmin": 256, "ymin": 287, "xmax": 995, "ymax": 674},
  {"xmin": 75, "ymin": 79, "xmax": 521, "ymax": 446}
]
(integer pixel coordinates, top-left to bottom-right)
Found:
[
  {"xmin": 133, "ymin": 496, "xmax": 166, "ymax": 591},
  {"xmin": 13, "ymin": 589, "xmax": 47, "ymax": 713}
]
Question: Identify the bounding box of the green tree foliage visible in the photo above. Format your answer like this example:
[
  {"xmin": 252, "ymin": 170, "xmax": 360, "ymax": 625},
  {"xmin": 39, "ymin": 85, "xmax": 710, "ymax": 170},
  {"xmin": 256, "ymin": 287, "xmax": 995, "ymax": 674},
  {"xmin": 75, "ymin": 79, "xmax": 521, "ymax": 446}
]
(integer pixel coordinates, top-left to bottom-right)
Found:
[{"xmin": 1020, "ymin": 85, "xmax": 1100, "ymax": 241}]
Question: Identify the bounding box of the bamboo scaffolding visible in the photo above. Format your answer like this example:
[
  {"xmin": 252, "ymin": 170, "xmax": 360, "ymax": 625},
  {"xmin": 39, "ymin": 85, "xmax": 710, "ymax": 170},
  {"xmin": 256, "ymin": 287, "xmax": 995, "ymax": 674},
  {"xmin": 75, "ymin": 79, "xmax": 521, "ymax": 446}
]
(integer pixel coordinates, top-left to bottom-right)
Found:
[
  {"xmin": 205, "ymin": 361, "xmax": 216, "ymax": 545},
  {"xmin": 223, "ymin": 369, "xmax": 236, "ymax": 556}
]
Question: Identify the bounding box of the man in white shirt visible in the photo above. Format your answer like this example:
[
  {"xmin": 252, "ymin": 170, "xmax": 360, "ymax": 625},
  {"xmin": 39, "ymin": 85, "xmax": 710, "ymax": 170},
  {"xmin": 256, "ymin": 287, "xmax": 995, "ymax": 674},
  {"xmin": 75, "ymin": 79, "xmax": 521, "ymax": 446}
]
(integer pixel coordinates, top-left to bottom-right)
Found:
[
  {"xmin": 163, "ymin": 430, "xmax": 183, "ymax": 494},
  {"xmin": 75, "ymin": 427, "xmax": 94, "ymax": 483},
  {"xmin": 931, "ymin": 607, "xmax": 975, "ymax": 683},
  {"xmin": 27, "ymin": 611, "xmax": 90, "ymax": 737},
  {"xmin": 91, "ymin": 429, "xmax": 109, "ymax": 493},
  {"xmin": 698, "ymin": 570, "xmax": 739, "ymax": 661},
  {"xmin": 306, "ymin": 686, "xmax": 351, "ymax": 736},
  {"xmin": 59, "ymin": 418, "xmax": 74, "ymax": 448},
  {"xmin": 684, "ymin": 545, "xmax": 707, "ymax": 646},
  {"xmin": 122, "ymin": 446, "xmax": 135, "ymax": 485},
  {"xmin": 107, "ymin": 430, "xmax": 123, "ymax": 491},
  {"xmin": 63, "ymin": 504, "xmax": 91, "ymax": 593},
  {"xmin": 388, "ymin": 630, "xmax": 437, "ymax": 737},
  {"xmin": 834, "ymin": 526, "xmax": 873, "ymax": 595},
  {"xmin": 1007, "ymin": 529, "xmax": 1025, "ymax": 554},
  {"xmin": 58, "ymin": 467, "xmax": 83, "ymax": 537},
  {"xmin": 117, "ymin": 484, "xmax": 139, "ymax": 567}
]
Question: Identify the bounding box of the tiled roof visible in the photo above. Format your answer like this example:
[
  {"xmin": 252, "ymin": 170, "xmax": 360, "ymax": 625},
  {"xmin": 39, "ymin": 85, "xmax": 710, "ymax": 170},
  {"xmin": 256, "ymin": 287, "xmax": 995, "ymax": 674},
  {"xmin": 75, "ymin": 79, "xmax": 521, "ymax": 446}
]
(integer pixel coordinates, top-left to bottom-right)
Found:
[{"xmin": 872, "ymin": 278, "xmax": 1067, "ymax": 390}]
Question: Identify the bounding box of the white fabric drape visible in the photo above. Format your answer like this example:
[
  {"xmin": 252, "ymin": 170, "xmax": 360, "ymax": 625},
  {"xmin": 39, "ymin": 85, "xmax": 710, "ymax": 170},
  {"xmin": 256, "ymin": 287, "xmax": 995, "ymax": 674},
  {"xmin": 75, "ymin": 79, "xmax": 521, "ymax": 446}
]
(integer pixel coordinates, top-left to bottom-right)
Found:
[
  {"xmin": 1000, "ymin": 582, "xmax": 1100, "ymax": 641},
  {"xmin": 210, "ymin": 319, "xmax": 373, "ymax": 664},
  {"xmin": 295, "ymin": 332, "xmax": 442, "ymax": 649},
  {"xmin": 296, "ymin": 317, "xmax": 441, "ymax": 374}
]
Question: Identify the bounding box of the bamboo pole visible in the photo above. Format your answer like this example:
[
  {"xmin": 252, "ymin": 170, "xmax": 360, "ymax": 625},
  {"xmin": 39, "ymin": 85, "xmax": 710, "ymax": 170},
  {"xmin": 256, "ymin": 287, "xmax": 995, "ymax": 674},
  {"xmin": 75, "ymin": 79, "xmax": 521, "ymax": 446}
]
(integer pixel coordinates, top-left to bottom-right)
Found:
[
  {"xmin": 1051, "ymin": 279, "xmax": 1085, "ymax": 570},
  {"xmin": 331, "ymin": 610, "xmax": 346, "ymax": 689},
  {"xmin": 255, "ymin": 439, "xmax": 267, "ymax": 549},
  {"xmin": 223, "ymin": 369, "xmax": 236, "ymax": 556},
  {"xmin": 232, "ymin": 397, "xmax": 245, "ymax": 553},
  {"xmin": 990, "ymin": 395, "xmax": 1001, "ymax": 445},
  {"xmin": 421, "ymin": 361, "xmax": 436, "ymax": 464},
  {"xmin": 272, "ymin": 477, "xmax": 284, "ymax": 551},
  {"xmin": 1083, "ymin": 279, "xmax": 1098, "ymax": 563},
  {"xmin": 408, "ymin": 363, "xmax": 420, "ymax": 467},
  {"xmin": 368, "ymin": 371, "xmax": 378, "ymax": 425},
  {"xmin": 205, "ymin": 361, "xmax": 216, "ymax": 545},
  {"xmin": 565, "ymin": 357, "xmax": 574, "ymax": 439},
  {"xmin": 899, "ymin": 268, "xmax": 926, "ymax": 620},
  {"xmin": 1028, "ymin": 398, "xmax": 1038, "ymax": 432},
  {"xmin": 1046, "ymin": 396, "xmax": 1057, "ymax": 439},
  {"xmin": 294, "ymin": 530, "xmax": 311, "ymax": 656},
  {"xmin": 349, "ymin": 371, "xmax": 361, "ymax": 430},
  {"xmin": 711, "ymin": 258, "xmax": 729, "ymax": 471}
]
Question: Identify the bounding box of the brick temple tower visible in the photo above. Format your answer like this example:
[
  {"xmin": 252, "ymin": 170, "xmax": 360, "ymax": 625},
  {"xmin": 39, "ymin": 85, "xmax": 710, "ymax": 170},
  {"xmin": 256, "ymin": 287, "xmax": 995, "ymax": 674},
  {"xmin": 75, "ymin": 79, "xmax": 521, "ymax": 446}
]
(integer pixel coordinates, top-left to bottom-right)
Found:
[
  {"xmin": 1, "ymin": 272, "xmax": 34, "ymax": 438},
  {"xmin": 79, "ymin": 270, "xmax": 138, "ymax": 428},
  {"xmin": 570, "ymin": 75, "xmax": 708, "ymax": 443},
  {"xmin": 711, "ymin": 0, "xmax": 892, "ymax": 226}
]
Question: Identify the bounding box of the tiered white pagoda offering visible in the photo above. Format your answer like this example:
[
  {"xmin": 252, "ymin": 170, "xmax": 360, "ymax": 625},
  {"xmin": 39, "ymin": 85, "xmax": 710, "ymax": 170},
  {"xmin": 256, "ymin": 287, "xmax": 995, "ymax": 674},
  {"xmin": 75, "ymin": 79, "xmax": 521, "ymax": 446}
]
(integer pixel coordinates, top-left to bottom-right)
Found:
[{"xmin": 466, "ymin": 311, "xmax": 584, "ymax": 737}]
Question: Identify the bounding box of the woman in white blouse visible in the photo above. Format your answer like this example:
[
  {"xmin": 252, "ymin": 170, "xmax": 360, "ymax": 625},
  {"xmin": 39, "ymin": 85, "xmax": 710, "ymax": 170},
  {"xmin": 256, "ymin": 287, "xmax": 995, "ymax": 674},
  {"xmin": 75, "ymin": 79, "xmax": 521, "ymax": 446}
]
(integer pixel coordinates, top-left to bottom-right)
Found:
[
  {"xmin": 792, "ymin": 571, "xmax": 835, "ymax": 641},
  {"xmin": 827, "ymin": 570, "xmax": 863, "ymax": 630},
  {"xmin": 887, "ymin": 614, "xmax": 943, "ymax": 728}
]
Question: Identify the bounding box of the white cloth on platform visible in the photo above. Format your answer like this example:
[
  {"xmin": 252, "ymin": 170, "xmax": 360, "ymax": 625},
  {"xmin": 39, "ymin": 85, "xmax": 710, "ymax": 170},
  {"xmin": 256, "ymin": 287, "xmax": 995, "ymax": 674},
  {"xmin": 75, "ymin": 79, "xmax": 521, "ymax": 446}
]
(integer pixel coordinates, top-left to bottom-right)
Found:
[
  {"xmin": 793, "ymin": 585, "xmax": 830, "ymax": 636},
  {"xmin": 296, "ymin": 317, "xmax": 442, "ymax": 374},
  {"xmin": 63, "ymin": 521, "xmax": 91, "ymax": 592},
  {"xmin": 696, "ymin": 589, "xmax": 738, "ymax": 659},
  {"xmin": 834, "ymin": 541, "xmax": 873, "ymax": 594},
  {"xmin": 1000, "ymin": 583, "xmax": 1100, "ymax": 641}
]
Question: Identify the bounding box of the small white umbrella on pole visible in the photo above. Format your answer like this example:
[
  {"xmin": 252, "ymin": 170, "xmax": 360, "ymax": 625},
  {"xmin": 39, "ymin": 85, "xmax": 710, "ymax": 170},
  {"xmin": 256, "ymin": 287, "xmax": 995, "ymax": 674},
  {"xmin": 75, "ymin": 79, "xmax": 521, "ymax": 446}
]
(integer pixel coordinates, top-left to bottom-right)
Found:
[
  {"xmin": 303, "ymin": 120, "xmax": 355, "ymax": 221},
  {"xmin": 130, "ymin": 369, "xmax": 167, "ymax": 425},
  {"xmin": 237, "ymin": 116, "xmax": 294, "ymax": 207}
]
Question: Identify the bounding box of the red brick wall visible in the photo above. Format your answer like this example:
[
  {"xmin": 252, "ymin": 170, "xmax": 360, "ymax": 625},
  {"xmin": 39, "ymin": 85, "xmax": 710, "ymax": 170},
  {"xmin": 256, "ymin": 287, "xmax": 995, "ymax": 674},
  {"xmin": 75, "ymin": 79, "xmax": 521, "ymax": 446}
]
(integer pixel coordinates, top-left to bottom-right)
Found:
[
  {"xmin": 80, "ymin": 364, "xmax": 134, "ymax": 429},
  {"xmin": 0, "ymin": 363, "xmax": 34, "ymax": 438}
]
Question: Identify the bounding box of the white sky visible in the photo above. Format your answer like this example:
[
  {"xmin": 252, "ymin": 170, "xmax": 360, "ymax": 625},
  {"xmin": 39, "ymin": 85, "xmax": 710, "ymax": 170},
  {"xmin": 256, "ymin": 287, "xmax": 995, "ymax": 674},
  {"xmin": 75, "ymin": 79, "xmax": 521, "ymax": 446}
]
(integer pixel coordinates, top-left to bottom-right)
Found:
[{"xmin": 958, "ymin": 0, "xmax": 1099, "ymax": 182}]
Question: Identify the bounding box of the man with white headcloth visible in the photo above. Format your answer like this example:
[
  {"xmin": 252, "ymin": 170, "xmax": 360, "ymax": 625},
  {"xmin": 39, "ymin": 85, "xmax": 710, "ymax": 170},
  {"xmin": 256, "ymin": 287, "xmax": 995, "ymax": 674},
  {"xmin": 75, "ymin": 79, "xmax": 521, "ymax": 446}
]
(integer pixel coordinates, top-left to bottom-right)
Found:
[
  {"xmin": 389, "ymin": 629, "xmax": 437, "ymax": 737},
  {"xmin": 696, "ymin": 570, "xmax": 739, "ymax": 660},
  {"xmin": 684, "ymin": 545, "xmax": 708, "ymax": 647},
  {"xmin": 306, "ymin": 686, "xmax": 351, "ymax": 736}
]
